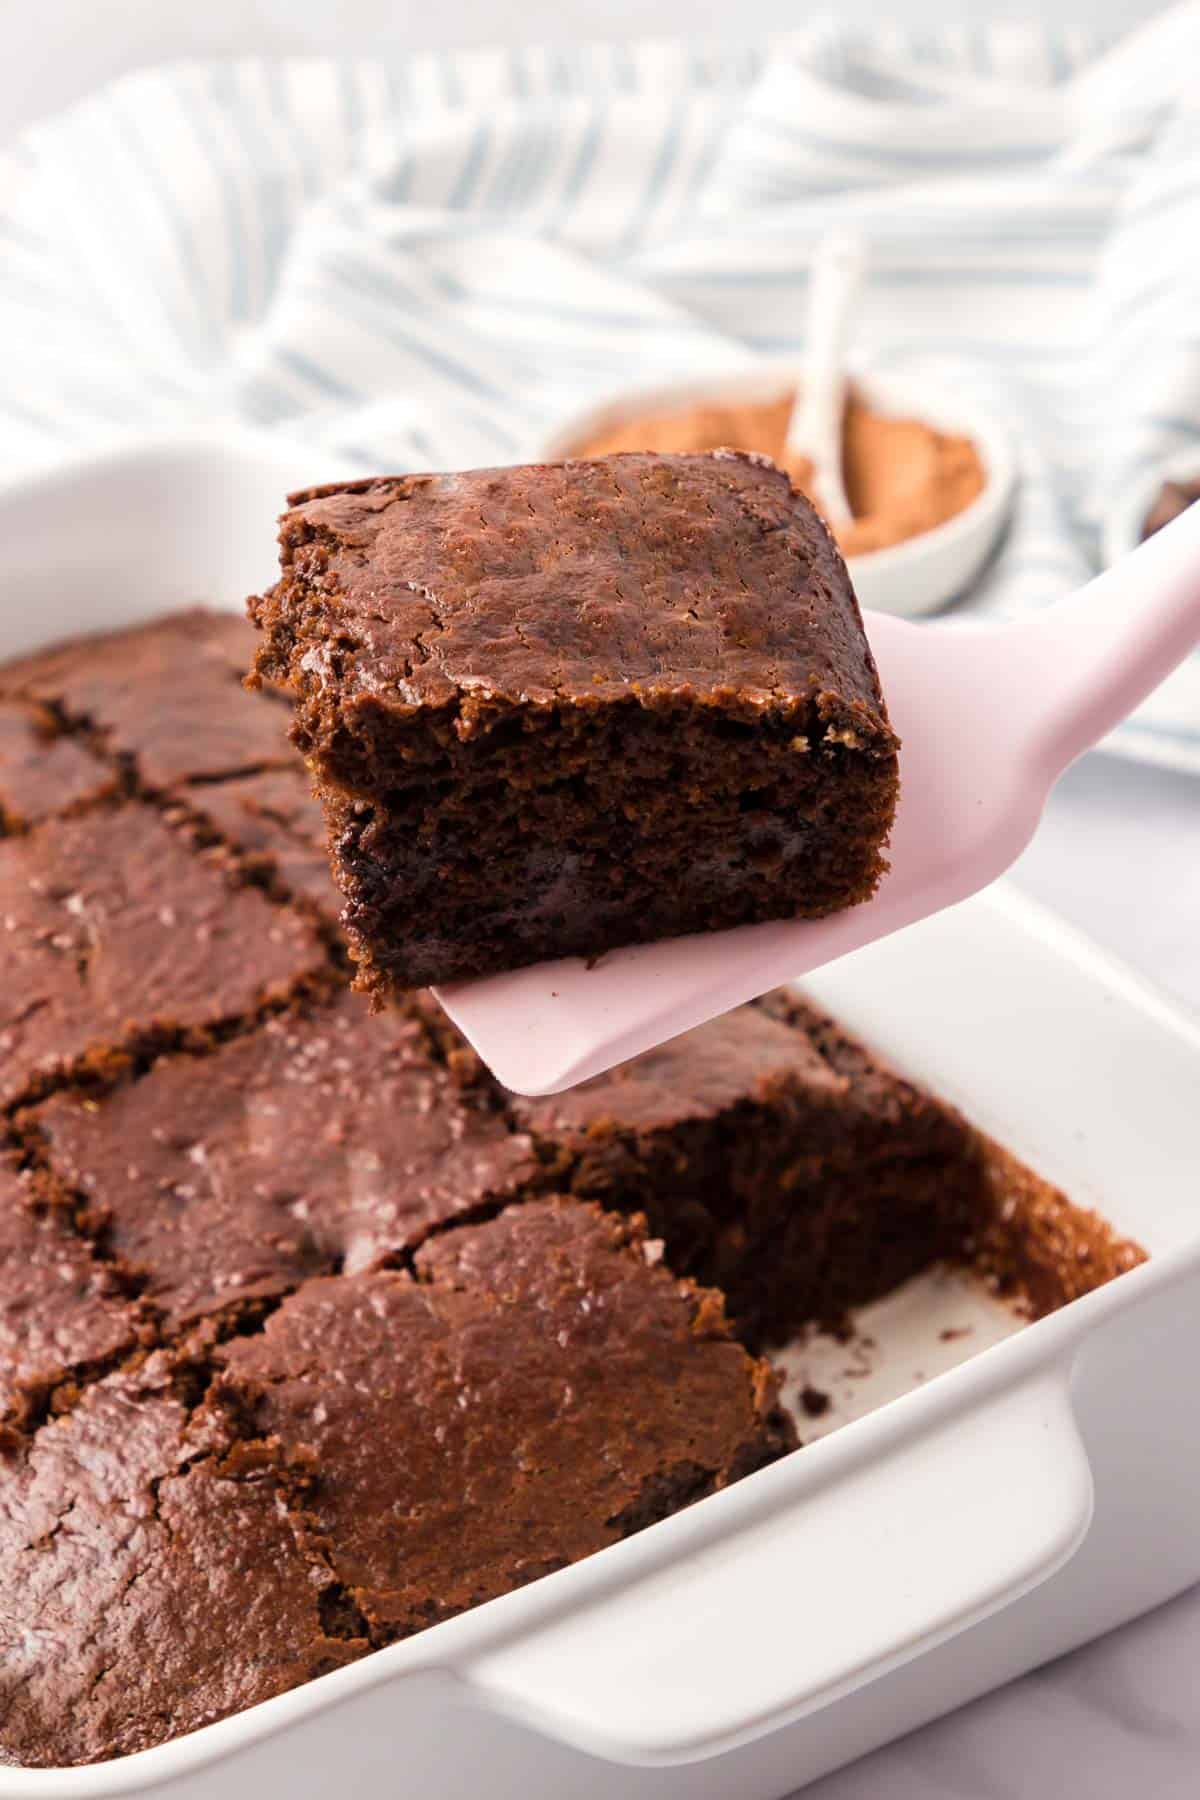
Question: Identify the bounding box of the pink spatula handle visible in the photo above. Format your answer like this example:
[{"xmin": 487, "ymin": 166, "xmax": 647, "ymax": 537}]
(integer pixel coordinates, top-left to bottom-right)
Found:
[
  {"xmin": 438, "ymin": 499, "xmax": 1200, "ymax": 1096},
  {"xmin": 1026, "ymin": 498, "xmax": 1200, "ymax": 779}
]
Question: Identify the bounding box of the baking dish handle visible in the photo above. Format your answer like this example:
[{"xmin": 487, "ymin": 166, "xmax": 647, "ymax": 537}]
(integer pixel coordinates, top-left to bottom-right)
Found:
[{"xmin": 456, "ymin": 1365, "xmax": 1092, "ymax": 1767}]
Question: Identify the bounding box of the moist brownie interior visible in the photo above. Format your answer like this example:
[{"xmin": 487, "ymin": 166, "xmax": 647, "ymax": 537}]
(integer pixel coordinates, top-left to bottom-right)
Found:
[
  {"xmin": 249, "ymin": 453, "xmax": 900, "ymax": 994},
  {"xmin": 0, "ymin": 608, "xmax": 1144, "ymax": 1768},
  {"xmin": 507, "ymin": 993, "xmax": 980, "ymax": 1346}
]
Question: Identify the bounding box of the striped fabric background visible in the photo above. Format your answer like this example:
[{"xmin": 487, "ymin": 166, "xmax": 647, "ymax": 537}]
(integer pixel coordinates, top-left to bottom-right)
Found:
[{"xmin": 1, "ymin": 6, "xmax": 1198, "ymax": 768}]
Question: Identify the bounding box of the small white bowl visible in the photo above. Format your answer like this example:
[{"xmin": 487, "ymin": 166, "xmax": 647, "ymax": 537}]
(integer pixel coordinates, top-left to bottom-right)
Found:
[
  {"xmin": 539, "ymin": 360, "xmax": 1017, "ymax": 619},
  {"xmin": 1103, "ymin": 446, "xmax": 1200, "ymax": 571}
]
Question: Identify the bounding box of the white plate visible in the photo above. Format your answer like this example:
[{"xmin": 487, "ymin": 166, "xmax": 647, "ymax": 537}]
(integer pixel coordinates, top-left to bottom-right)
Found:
[{"xmin": 1, "ymin": 432, "xmax": 1198, "ymax": 1800}]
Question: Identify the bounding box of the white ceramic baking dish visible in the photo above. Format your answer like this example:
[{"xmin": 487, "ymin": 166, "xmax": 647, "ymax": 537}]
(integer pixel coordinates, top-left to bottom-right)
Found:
[{"xmin": 1, "ymin": 430, "xmax": 1198, "ymax": 1800}]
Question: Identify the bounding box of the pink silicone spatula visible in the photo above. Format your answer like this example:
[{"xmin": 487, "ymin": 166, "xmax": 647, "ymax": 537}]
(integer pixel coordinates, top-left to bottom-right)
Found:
[{"xmin": 436, "ymin": 501, "xmax": 1200, "ymax": 1096}]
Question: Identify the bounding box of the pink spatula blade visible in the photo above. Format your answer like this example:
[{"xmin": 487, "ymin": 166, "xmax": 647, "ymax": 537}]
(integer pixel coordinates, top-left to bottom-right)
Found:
[{"xmin": 436, "ymin": 506, "xmax": 1200, "ymax": 1095}]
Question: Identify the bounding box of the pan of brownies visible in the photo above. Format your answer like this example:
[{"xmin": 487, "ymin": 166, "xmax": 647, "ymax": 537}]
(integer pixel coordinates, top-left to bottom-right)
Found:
[{"xmin": 0, "ymin": 430, "xmax": 1196, "ymax": 1800}]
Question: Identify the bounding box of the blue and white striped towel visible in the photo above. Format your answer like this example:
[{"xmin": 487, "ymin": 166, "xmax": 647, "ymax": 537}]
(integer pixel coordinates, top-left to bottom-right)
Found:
[{"xmin": 2, "ymin": 4, "xmax": 1199, "ymax": 768}]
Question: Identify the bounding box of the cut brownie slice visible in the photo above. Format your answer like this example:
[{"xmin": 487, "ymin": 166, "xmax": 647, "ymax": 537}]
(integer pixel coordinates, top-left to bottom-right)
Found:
[
  {"xmin": 1, "ymin": 608, "xmax": 293, "ymax": 790},
  {"xmin": 211, "ymin": 1198, "xmax": 794, "ymax": 1642},
  {"xmin": 507, "ymin": 989, "xmax": 1145, "ymax": 1345},
  {"xmin": 0, "ymin": 802, "xmax": 324, "ymax": 1108},
  {"xmin": 250, "ymin": 452, "xmax": 899, "ymax": 993},
  {"xmin": 0, "ymin": 1352, "xmax": 365, "ymax": 1767},
  {"xmin": 27, "ymin": 990, "xmax": 539, "ymax": 1332},
  {"xmin": 0, "ymin": 701, "xmax": 117, "ymax": 830},
  {"xmin": 509, "ymin": 992, "xmax": 979, "ymax": 1345},
  {"xmin": 0, "ymin": 1156, "xmax": 143, "ymax": 1428}
]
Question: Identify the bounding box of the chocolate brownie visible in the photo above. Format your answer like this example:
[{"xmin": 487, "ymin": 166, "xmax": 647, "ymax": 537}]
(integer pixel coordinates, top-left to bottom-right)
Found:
[
  {"xmin": 506, "ymin": 989, "xmax": 1145, "ymax": 1344},
  {"xmin": 2, "ymin": 608, "xmax": 292, "ymax": 791},
  {"xmin": 211, "ymin": 1199, "xmax": 794, "ymax": 1643},
  {"xmin": 505, "ymin": 992, "xmax": 968, "ymax": 1344},
  {"xmin": 249, "ymin": 452, "xmax": 899, "ymax": 994},
  {"xmin": 969, "ymin": 1142, "xmax": 1145, "ymax": 1315},
  {"xmin": 0, "ymin": 1157, "xmax": 144, "ymax": 1428},
  {"xmin": 26, "ymin": 990, "xmax": 539, "ymax": 1332},
  {"xmin": 176, "ymin": 765, "xmax": 339, "ymax": 919},
  {"xmin": 0, "ymin": 701, "xmax": 117, "ymax": 830},
  {"xmin": 0, "ymin": 802, "xmax": 324, "ymax": 1109},
  {"xmin": 0, "ymin": 1352, "xmax": 365, "ymax": 1767}
]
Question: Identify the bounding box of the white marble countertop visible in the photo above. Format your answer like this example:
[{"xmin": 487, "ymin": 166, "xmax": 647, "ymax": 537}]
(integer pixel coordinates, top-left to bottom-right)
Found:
[
  {"xmin": 810, "ymin": 1581, "xmax": 1200, "ymax": 1800},
  {"xmin": 2, "ymin": 3, "xmax": 1197, "ymax": 1792}
]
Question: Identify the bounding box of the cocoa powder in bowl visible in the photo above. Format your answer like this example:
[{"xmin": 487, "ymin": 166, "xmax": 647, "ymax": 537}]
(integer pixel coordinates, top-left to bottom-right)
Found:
[{"xmin": 573, "ymin": 386, "xmax": 986, "ymax": 558}]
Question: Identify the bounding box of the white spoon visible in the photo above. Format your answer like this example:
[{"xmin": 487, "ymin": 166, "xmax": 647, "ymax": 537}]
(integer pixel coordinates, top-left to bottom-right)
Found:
[
  {"xmin": 783, "ymin": 231, "xmax": 865, "ymax": 527},
  {"xmin": 435, "ymin": 501, "xmax": 1200, "ymax": 1095}
]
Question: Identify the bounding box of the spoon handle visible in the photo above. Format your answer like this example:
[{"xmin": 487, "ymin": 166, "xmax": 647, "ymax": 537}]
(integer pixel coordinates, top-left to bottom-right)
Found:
[
  {"xmin": 785, "ymin": 233, "xmax": 865, "ymax": 525},
  {"xmin": 1026, "ymin": 501, "xmax": 1200, "ymax": 778}
]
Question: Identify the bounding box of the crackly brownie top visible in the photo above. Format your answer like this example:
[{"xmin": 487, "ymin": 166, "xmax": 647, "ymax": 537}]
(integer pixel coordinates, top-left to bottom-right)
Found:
[
  {"xmin": 752, "ymin": 990, "xmax": 972, "ymax": 1143},
  {"xmin": 511, "ymin": 996, "xmax": 843, "ymax": 1142},
  {"xmin": 0, "ymin": 1352, "xmax": 360, "ymax": 1767},
  {"xmin": 269, "ymin": 453, "xmax": 892, "ymax": 730},
  {"xmin": 179, "ymin": 766, "xmax": 338, "ymax": 917},
  {"xmin": 0, "ymin": 1158, "xmax": 142, "ymax": 1426},
  {"xmin": 0, "ymin": 701, "xmax": 117, "ymax": 829},
  {"xmin": 0, "ymin": 803, "xmax": 323, "ymax": 1108},
  {"xmin": 1, "ymin": 608, "xmax": 292, "ymax": 789},
  {"xmin": 510, "ymin": 988, "xmax": 958, "ymax": 1155},
  {"xmin": 212, "ymin": 1198, "xmax": 790, "ymax": 1637},
  {"xmin": 29, "ymin": 990, "xmax": 539, "ymax": 1330}
]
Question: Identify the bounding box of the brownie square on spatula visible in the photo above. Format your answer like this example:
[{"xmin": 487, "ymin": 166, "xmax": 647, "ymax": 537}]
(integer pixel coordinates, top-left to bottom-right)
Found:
[{"xmin": 250, "ymin": 451, "xmax": 898, "ymax": 997}]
